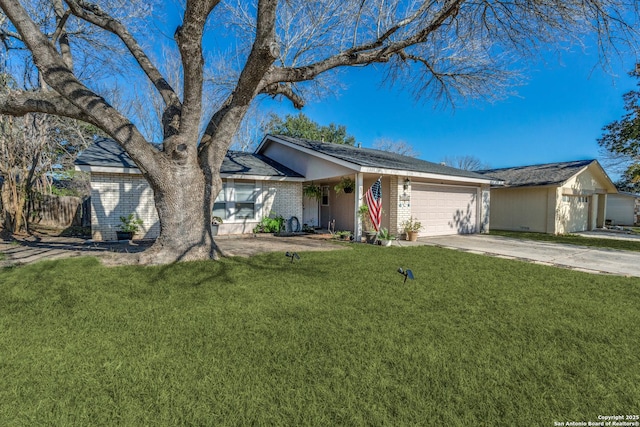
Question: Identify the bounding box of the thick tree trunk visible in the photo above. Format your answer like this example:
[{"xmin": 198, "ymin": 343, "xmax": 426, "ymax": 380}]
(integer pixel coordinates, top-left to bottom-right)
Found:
[{"xmin": 137, "ymin": 157, "xmax": 219, "ymax": 264}]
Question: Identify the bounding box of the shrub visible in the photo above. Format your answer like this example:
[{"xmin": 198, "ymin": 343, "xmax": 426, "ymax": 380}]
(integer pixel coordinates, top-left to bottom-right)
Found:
[{"xmin": 253, "ymin": 212, "xmax": 285, "ymax": 233}]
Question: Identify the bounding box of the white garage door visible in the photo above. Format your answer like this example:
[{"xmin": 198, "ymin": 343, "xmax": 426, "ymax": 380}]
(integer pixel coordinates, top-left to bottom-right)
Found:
[
  {"xmin": 412, "ymin": 185, "xmax": 478, "ymax": 236},
  {"xmin": 563, "ymin": 195, "xmax": 589, "ymax": 233},
  {"xmin": 606, "ymin": 195, "xmax": 634, "ymax": 226}
]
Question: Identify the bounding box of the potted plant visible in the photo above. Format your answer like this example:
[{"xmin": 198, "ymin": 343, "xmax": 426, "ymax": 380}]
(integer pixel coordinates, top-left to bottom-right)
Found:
[
  {"xmin": 117, "ymin": 213, "xmax": 143, "ymax": 241},
  {"xmin": 303, "ymin": 183, "xmax": 323, "ymax": 201},
  {"xmin": 211, "ymin": 216, "xmax": 223, "ymax": 236},
  {"xmin": 401, "ymin": 217, "xmax": 423, "ymax": 241},
  {"xmin": 377, "ymin": 227, "xmax": 395, "ymax": 247},
  {"xmin": 358, "ymin": 204, "xmax": 378, "ymax": 244},
  {"xmin": 334, "ymin": 176, "xmax": 355, "ymax": 194}
]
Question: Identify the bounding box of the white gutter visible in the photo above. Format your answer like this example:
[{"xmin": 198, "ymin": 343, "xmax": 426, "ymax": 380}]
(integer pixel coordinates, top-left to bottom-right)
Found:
[
  {"xmin": 75, "ymin": 165, "xmax": 141, "ymax": 174},
  {"xmin": 359, "ymin": 167, "xmax": 495, "ymax": 185},
  {"xmin": 76, "ymin": 165, "xmax": 304, "ymax": 181},
  {"xmin": 221, "ymin": 174, "xmax": 305, "ymax": 182}
]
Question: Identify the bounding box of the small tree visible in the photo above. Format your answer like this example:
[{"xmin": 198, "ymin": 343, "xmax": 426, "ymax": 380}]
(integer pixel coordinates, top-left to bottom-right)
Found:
[
  {"xmin": 263, "ymin": 113, "xmax": 356, "ymax": 145},
  {"xmin": 0, "ymin": 73, "xmax": 93, "ymax": 233},
  {"xmin": 598, "ymin": 68, "xmax": 640, "ymax": 191}
]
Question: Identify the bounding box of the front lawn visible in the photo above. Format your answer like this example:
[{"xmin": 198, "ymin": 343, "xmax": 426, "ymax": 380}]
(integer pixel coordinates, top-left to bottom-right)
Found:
[
  {"xmin": 1, "ymin": 246, "xmax": 639, "ymax": 425},
  {"xmin": 491, "ymin": 229, "xmax": 640, "ymax": 252}
]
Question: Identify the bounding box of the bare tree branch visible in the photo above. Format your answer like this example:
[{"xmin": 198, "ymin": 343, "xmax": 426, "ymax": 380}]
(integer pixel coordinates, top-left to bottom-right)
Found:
[
  {"xmin": 0, "ymin": 0, "xmax": 159, "ymax": 173},
  {"xmin": 200, "ymin": 0, "xmax": 279, "ymax": 151},
  {"xmin": 173, "ymin": 0, "xmax": 219, "ymax": 144},
  {"xmin": 260, "ymin": 82, "xmax": 304, "ymax": 108},
  {"xmin": 0, "ymin": 88, "xmax": 98, "ymax": 125},
  {"xmin": 63, "ymin": 0, "xmax": 182, "ymax": 137},
  {"xmin": 264, "ymin": 0, "xmax": 465, "ymax": 86}
]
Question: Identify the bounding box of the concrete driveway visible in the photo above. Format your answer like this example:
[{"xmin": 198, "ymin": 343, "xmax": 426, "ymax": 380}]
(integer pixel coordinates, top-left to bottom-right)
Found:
[{"xmin": 417, "ymin": 234, "xmax": 640, "ymax": 278}]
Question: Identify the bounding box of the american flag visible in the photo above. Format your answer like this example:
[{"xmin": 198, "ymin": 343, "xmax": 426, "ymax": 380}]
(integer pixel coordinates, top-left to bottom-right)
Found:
[{"xmin": 365, "ymin": 177, "xmax": 382, "ymax": 231}]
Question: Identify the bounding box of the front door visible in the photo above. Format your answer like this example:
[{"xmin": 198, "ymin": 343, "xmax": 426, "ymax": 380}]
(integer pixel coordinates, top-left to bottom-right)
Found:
[
  {"xmin": 303, "ymin": 196, "xmax": 319, "ymax": 228},
  {"xmin": 320, "ymin": 186, "xmax": 331, "ymax": 231}
]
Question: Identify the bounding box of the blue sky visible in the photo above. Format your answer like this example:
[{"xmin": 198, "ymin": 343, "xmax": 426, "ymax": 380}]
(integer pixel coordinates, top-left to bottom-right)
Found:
[{"xmin": 262, "ymin": 48, "xmax": 637, "ymax": 173}]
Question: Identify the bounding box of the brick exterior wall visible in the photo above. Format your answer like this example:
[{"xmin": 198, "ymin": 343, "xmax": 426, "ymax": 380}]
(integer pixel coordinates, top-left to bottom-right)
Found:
[
  {"xmin": 261, "ymin": 181, "xmax": 304, "ymax": 231},
  {"xmin": 390, "ymin": 176, "xmax": 412, "ymax": 236},
  {"xmin": 90, "ymin": 173, "xmax": 159, "ymax": 241},
  {"xmin": 90, "ymin": 172, "xmax": 303, "ymax": 240},
  {"xmin": 388, "ymin": 176, "xmax": 398, "ymax": 235}
]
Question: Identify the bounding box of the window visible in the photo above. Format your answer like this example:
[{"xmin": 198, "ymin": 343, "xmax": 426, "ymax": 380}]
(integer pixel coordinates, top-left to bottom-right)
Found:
[
  {"xmin": 321, "ymin": 186, "xmax": 330, "ymax": 206},
  {"xmin": 562, "ymin": 195, "xmax": 589, "ymax": 204},
  {"xmin": 212, "ymin": 181, "xmax": 259, "ymax": 221},
  {"xmin": 233, "ymin": 182, "xmax": 257, "ymax": 220},
  {"xmin": 213, "ymin": 184, "xmax": 227, "ymax": 219}
]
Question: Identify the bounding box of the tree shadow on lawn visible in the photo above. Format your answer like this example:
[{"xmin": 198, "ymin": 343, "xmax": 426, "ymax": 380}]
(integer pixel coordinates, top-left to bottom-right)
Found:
[{"xmin": 140, "ymin": 243, "xmax": 358, "ymax": 289}]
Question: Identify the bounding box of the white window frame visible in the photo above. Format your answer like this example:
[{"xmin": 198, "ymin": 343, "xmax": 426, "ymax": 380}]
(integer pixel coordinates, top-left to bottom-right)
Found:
[
  {"xmin": 214, "ymin": 180, "xmax": 261, "ymax": 222},
  {"xmin": 213, "ymin": 183, "xmax": 228, "ymax": 220},
  {"xmin": 321, "ymin": 185, "xmax": 330, "ymax": 206}
]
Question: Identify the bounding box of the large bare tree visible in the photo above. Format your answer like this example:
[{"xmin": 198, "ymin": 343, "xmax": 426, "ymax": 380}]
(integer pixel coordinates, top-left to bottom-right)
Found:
[{"xmin": 0, "ymin": 0, "xmax": 638, "ymax": 263}]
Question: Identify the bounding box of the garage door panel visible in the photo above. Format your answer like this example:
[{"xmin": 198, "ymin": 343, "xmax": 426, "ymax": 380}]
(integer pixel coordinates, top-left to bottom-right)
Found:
[
  {"xmin": 563, "ymin": 196, "xmax": 589, "ymax": 233},
  {"xmin": 412, "ymin": 185, "xmax": 478, "ymax": 236}
]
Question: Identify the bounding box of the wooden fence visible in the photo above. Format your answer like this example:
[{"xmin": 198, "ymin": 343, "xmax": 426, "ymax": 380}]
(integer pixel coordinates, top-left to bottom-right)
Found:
[{"xmin": 30, "ymin": 195, "xmax": 91, "ymax": 228}]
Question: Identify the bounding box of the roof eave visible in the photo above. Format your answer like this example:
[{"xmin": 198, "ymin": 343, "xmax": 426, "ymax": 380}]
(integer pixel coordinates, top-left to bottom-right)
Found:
[
  {"xmin": 491, "ymin": 182, "xmax": 561, "ymax": 189},
  {"xmin": 360, "ymin": 167, "xmax": 495, "ymax": 185},
  {"xmin": 77, "ymin": 165, "xmax": 303, "ymax": 181},
  {"xmin": 75, "ymin": 164, "xmax": 141, "ymax": 174},
  {"xmin": 221, "ymin": 174, "xmax": 304, "ymax": 181}
]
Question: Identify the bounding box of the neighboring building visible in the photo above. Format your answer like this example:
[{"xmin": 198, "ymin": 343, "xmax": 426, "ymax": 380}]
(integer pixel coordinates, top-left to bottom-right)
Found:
[
  {"xmin": 606, "ymin": 192, "xmax": 639, "ymax": 226},
  {"xmin": 477, "ymin": 160, "xmax": 618, "ymax": 234},
  {"xmin": 76, "ymin": 135, "xmax": 495, "ymax": 240}
]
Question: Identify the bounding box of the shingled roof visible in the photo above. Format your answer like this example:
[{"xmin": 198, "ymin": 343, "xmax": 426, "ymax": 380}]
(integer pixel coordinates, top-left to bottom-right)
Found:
[
  {"xmin": 476, "ymin": 160, "xmax": 595, "ymax": 187},
  {"xmin": 265, "ymin": 134, "xmax": 491, "ymax": 181},
  {"xmin": 76, "ymin": 137, "xmax": 303, "ymax": 178},
  {"xmin": 75, "ymin": 137, "xmax": 141, "ymax": 169}
]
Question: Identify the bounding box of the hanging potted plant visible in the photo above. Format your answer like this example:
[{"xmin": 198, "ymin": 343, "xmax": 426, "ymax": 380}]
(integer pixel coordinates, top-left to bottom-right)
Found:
[
  {"xmin": 334, "ymin": 176, "xmax": 355, "ymax": 194},
  {"xmin": 401, "ymin": 217, "xmax": 423, "ymax": 241},
  {"xmin": 303, "ymin": 183, "xmax": 323, "ymax": 201},
  {"xmin": 116, "ymin": 213, "xmax": 143, "ymax": 241}
]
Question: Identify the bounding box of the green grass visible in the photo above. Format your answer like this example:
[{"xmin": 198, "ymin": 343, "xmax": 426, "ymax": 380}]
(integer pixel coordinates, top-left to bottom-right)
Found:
[
  {"xmin": 1, "ymin": 246, "xmax": 639, "ymax": 425},
  {"xmin": 491, "ymin": 229, "xmax": 640, "ymax": 252}
]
